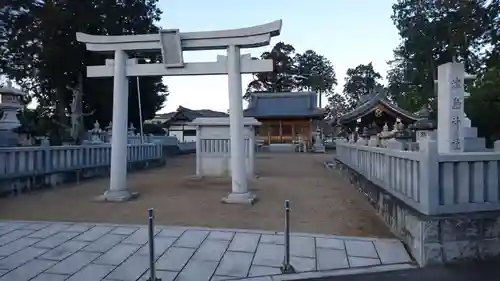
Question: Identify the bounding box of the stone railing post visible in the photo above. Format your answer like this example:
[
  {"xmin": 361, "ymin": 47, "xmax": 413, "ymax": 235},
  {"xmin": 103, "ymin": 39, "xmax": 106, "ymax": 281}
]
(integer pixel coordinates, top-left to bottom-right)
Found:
[{"xmin": 418, "ymin": 140, "xmax": 440, "ymax": 214}]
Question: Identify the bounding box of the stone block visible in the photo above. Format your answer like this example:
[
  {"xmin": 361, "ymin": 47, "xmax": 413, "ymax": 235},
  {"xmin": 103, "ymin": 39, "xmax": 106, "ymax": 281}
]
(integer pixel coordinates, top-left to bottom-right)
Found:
[
  {"xmin": 482, "ymin": 217, "xmax": 500, "ymax": 238},
  {"xmin": 136, "ymin": 236, "xmax": 176, "ymax": 258},
  {"xmin": 0, "ymin": 246, "xmax": 47, "ymax": 269},
  {"xmin": 176, "ymin": 259, "xmax": 219, "ymax": 281},
  {"xmin": 21, "ymin": 223, "xmax": 50, "ymax": 231},
  {"xmin": 344, "ymin": 240, "xmax": 378, "ymax": 258},
  {"xmin": 373, "ymin": 239, "xmax": 412, "ymax": 264},
  {"xmin": 46, "ymin": 251, "xmax": 100, "ymax": 275},
  {"xmin": 192, "ymin": 239, "xmax": 230, "ymax": 262},
  {"xmin": 211, "ymin": 275, "xmax": 233, "ymax": 281},
  {"xmin": 290, "ymin": 236, "xmax": 315, "ymax": 258},
  {"xmin": 38, "ymin": 240, "xmax": 88, "ymax": 261},
  {"xmin": 106, "ymin": 254, "xmax": 149, "ymax": 281},
  {"xmin": 260, "ymin": 234, "xmax": 284, "ymax": 245},
  {"xmin": 207, "ymin": 231, "xmax": 235, "ymax": 241},
  {"xmin": 441, "ymin": 240, "xmax": 480, "ymax": 263},
  {"xmin": 157, "ymin": 227, "xmax": 186, "ymax": 238},
  {"xmin": 480, "ymin": 238, "xmax": 500, "ymax": 258},
  {"xmin": 64, "ymin": 224, "xmax": 95, "ymax": 233},
  {"xmin": 74, "ymin": 226, "xmax": 114, "ymax": 242},
  {"xmin": 28, "ymin": 224, "xmax": 70, "ymax": 239},
  {"xmin": 228, "ymin": 233, "xmax": 260, "ymax": 253},
  {"xmin": 216, "ymin": 251, "xmax": 253, "ymax": 277},
  {"xmin": 34, "ymin": 232, "xmax": 80, "ymax": 249},
  {"xmin": 315, "ymin": 237, "xmax": 345, "ymax": 250},
  {"xmin": 122, "ymin": 227, "xmax": 160, "ymax": 245},
  {"xmin": 253, "ymin": 244, "xmax": 283, "ymax": 267},
  {"xmin": 82, "ymin": 233, "xmax": 126, "ymax": 253},
  {"xmin": 440, "ymin": 218, "xmax": 481, "ymax": 242},
  {"xmin": 174, "ymin": 230, "xmax": 210, "ymax": 248},
  {"xmin": 422, "ymin": 243, "xmax": 443, "ymax": 265},
  {"xmin": 0, "ymin": 222, "xmax": 29, "ymax": 232},
  {"xmin": 111, "ymin": 226, "xmax": 139, "ymax": 236},
  {"xmin": 141, "ymin": 270, "xmax": 178, "ymax": 281},
  {"xmin": 348, "ymin": 257, "xmax": 381, "ymax": 267},
  {"xmin": 156, "ymin": 247, "xmax": 196, "ymax": 271},
  {"xmin": 93, "ymin": 243, "xmax": 140, "ymax": 265},
  {"xmin": 421, "ymin": 220, "xmax": 439, "ymax": 243},
  {"xmin": 0, "ymin": 230, "xmax": 34, "ymax": 246},
  {"xmin": 248, "ymin": 265, "xmax": 281, "ymax": 277},
  {"xmin": 316, "ymin": 248, "xmax": 348, "ymax": 270},
  {"xmin": 289, "ymin": 256, "xmax": 316, "ymax": 272},
  {"xmin": 0, "ymin": 259, "xmax": 56, "ymax": 281},
  {"xmin": 65, "ymin": 264, "xmax": 116, "ymax": 281},
  {"xmin": 0, "ymin": 237, "xmax": 40, "ymax": 256},
  {"xmin": 30, "ymin": 273, "xmax": 68, "ymax": 281}
]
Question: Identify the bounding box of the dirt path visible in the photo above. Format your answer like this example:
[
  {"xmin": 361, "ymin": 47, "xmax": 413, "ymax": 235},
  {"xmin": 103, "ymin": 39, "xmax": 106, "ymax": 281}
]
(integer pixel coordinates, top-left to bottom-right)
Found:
[{"xmin": 0, "ymin": 153, "xmax": 392, "ymax": 237}]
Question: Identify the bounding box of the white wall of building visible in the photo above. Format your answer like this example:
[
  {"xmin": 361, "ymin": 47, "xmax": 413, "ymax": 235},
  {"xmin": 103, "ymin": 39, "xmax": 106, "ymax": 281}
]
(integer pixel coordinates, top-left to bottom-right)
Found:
[{"xmin": 167, "ymin": 123, "xmax": 197, "ymax": 142}]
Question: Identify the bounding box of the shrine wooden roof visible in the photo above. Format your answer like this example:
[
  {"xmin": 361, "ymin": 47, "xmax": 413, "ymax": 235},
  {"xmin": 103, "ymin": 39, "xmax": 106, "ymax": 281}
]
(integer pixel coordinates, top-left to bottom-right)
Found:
[
  {"xmin": 244, "ymin": 92, "xmax": 325, "ymax": 119},
  {"xmin": 337, "ymin": 91, "xmax": 419, "ymax": 124}
]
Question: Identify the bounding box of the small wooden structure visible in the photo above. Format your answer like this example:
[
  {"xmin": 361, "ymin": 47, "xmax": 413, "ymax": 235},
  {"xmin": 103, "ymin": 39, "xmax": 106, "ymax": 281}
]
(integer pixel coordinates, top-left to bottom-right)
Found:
[{"xmin": 244, "ymin": 92, "xmax": 324, "ymax": 148}]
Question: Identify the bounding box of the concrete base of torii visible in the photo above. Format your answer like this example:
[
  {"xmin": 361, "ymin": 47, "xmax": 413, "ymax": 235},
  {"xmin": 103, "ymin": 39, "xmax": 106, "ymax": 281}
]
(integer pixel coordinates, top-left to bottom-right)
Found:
[
  {"xmin": 222, "ymin": 192, "xmax": 257, "ymax": 205},
  {"xmin": 94, "ymin": 190, "xmax": 140, "ymax": 202}
]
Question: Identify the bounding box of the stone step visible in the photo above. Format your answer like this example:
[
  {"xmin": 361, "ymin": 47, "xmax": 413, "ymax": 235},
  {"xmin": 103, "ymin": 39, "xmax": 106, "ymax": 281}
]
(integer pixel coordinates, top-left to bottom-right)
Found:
[
  {"xmin": 463, "ymin": 127, "xmax": 478, "ymax": 138},
  {"xmin": 463, "ymin": 137, "xmax": 487, "ymax": 152}
]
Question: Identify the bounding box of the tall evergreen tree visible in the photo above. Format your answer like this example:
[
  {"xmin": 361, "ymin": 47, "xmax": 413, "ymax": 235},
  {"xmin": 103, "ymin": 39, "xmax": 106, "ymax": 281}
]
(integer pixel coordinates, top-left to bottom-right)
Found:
[{"xmin": 0, "ymin": 0, "xmax": 168, "ymax": 141}]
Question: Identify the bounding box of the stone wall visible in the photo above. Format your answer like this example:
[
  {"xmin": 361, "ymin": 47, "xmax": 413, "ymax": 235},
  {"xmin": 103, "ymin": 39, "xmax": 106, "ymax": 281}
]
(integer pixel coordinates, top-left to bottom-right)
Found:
[{"xmin": 333, "ymin": 160, "xmax": 500, "ymax": 266}]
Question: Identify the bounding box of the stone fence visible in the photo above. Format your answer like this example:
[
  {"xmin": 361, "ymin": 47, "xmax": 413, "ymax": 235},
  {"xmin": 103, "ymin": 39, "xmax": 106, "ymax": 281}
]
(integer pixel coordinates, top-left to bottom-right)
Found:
[
  {"xmin": 0, "ymin": 138, "xmax": 196, "ymax": 195},
  {"xmin": 336, "ymin": 140, "xmax": 500, "ymax": 215},
  {"xmin": 334, "ymin": 138, "xmax": 500, "ymax": 266}
]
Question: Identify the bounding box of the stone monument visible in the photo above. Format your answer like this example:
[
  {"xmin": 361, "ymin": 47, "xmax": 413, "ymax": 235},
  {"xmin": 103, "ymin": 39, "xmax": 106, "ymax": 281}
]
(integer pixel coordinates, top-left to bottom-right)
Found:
[{"xmin": 436, "ymin": 62, "xmax": 486, "ymax": 153}]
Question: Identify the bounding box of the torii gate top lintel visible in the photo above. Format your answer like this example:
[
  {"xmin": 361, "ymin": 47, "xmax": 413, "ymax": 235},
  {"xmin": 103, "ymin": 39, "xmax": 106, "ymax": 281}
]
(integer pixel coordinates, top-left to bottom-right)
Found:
[
  {"xmin": 76, "ymin": 20, "xmax": 282, "ymax": 53},
  {"xmin": 76, "ymin": 20, "xmax": 282, "ymax": 77}
]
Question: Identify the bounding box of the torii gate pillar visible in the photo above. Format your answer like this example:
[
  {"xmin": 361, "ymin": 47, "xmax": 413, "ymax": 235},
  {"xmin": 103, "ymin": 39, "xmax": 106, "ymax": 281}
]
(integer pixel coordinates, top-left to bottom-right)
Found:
[{"xmin": 77, "ymin": 20, "xmax": 282, "ymax": 203}]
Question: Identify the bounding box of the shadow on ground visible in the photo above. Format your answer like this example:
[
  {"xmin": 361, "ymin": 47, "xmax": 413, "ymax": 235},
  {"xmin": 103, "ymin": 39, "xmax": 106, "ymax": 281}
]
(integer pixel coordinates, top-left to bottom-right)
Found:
[{"xmin": 302, "ymin": 261, "xmax": 500, "ymax": 281}]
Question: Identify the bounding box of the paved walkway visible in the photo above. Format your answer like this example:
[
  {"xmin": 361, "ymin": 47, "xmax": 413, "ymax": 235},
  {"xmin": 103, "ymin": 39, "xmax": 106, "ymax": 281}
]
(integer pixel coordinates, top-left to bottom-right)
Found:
[
  {"xmin": 0, "ymin": 221, "xmax": 414, "ymax": 281},
  {"xmin": 302, "ymin": 262, "xmax": 500, "ymax": 281}
]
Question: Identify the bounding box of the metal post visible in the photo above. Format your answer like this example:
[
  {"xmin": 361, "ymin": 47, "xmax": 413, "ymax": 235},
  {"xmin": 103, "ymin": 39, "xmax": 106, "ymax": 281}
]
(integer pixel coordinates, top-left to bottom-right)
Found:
[
  {"xmin": 136, "ymin": 76, "xmax": 144, "ymax": 144},
  {"xmin": 281, "ymin": 200, "xmax": 295, "ymax": 274},
  {"xmin": 147, "ymin": 208, "xmax": 161, "ymax": 281}
]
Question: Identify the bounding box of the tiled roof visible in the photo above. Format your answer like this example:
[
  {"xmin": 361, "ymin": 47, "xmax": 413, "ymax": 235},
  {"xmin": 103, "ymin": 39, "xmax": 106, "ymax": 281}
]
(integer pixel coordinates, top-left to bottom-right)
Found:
[
  {"xmin": 161, "ymin": 106, "xmax": 228, "ymax": 123},
  {"xmin": 244, "ymin": 92, "xmax": 324, "ymax": 118},
  {"xmin": 337, "ymin": 91, "xmax": 419, "ymax": 124}
]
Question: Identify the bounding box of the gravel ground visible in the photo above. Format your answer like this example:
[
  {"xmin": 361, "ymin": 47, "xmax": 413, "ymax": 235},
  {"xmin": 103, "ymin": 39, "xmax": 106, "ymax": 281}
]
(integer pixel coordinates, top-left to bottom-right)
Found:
[{"xmin": 0, "ymin": 153, "xmax": 392, "ymax": 237}]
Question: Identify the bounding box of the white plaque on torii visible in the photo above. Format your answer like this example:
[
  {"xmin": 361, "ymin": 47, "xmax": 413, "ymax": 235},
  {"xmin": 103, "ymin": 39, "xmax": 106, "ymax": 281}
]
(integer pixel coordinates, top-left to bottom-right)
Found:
[{"xmin": 77, "ymin": 20, "xmax": 282, "ymax": 203}]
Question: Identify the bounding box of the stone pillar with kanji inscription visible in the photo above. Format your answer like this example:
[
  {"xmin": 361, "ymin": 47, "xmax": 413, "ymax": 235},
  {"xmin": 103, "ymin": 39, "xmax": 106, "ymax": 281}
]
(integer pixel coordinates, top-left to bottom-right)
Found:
[
  {"xmin": 437, "ymin": 62, "xmax": 487, "ymax": 153},
  {"xmin": 437, "ymin": 62, "xmax": 465, "ymax": 153}
]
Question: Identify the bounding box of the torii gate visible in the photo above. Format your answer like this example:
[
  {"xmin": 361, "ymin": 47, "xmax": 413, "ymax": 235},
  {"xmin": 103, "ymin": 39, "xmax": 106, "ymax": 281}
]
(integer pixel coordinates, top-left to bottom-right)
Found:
[{"xmin": 76, "ymin": 20, "xmax": 282, "ymax": 203}]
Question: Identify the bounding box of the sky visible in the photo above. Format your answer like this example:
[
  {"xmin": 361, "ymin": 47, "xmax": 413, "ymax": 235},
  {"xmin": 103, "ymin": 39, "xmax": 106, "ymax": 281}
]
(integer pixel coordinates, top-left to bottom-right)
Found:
[{"xmin": 157, "ymin": 0, "xmax": 402, "ymax": 114}]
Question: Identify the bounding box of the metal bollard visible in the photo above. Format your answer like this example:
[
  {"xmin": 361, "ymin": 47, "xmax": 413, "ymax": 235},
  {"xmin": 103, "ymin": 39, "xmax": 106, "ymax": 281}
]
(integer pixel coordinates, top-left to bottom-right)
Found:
[
  {"xmin": 147, "ymin": 208, "xmax": 161, "ymax": 281},
  {"xmin": 280, "ymin": 200, "xmax": 295, "ymax": 274}
]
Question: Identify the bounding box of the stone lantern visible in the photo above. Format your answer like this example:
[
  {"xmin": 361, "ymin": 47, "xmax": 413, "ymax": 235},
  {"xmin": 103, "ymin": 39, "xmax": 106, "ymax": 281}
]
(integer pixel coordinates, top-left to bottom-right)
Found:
[
  {"xmin": 358, "ymin": 127, "xmax": 370, "ymax": 146},
  {"xmin": 366, "ymin": 122, "xmax": 380, "ymax": 147},
  {"xmin": 413, "ymin": 106, "xmax": 437, "ymax": 142},
  {"xmin": 0, "ymin": 81, "xmax": 26, "ymax": 146},
  {"xmin": 0, "ymin": 81, "xmax": 26, "ymax": 131}
]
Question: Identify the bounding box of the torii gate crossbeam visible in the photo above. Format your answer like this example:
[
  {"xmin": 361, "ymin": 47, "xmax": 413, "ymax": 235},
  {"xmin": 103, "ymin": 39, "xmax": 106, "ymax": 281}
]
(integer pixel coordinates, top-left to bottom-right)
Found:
[{"xmin": 77, "ymin": 20, "xmax": 282, "ymax": 203}]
